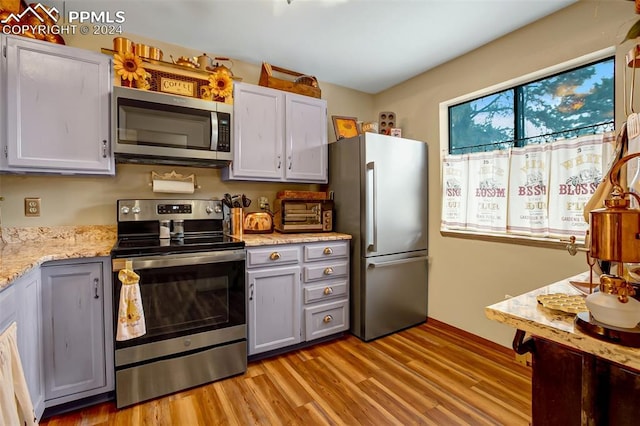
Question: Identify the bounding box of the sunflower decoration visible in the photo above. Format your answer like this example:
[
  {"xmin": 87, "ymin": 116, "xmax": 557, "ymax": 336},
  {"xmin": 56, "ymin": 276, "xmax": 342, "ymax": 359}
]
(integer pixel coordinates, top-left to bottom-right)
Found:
[
  {"xmin": 114, "ymin": 52, "xmax": 148, "ymax": 85},
  {"xmin": 208, "ymin": 70, "xmax": 234, "ymax": 100},
  {"xmin": 135, "ymin": 71, "xmax": 152, "ymax": 90}
]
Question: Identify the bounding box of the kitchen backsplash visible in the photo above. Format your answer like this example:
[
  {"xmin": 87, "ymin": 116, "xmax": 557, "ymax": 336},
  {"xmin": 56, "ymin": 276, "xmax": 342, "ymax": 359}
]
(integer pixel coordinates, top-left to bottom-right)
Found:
[{"xmin": 0, "ymin": 164, "xmax": 318, "ymax": 228}]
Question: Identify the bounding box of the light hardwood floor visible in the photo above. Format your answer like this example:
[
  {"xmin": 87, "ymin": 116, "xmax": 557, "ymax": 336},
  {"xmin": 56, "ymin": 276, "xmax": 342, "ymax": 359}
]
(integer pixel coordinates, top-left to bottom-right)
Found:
[{"xmin": 41, "ymin": 319, "xmax": 532, "ymax": 425}]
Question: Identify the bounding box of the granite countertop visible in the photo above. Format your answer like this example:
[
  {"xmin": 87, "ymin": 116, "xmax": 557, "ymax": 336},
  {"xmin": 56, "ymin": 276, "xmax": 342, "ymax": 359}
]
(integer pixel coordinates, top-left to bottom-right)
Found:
[
  {"xmin": 0, "ymin": 227, "xmax": 351, "ymax": 292},
  {"xmin": 0, "ymin": 226, "xmax": 117, "ymax": 292},
  {"xmin": 242, "ymin": 231, "xmax": 352, "ymax": 247},
  {"xmin": 485, "ymin": 271, "xmax": 640, "ymax": 370}
]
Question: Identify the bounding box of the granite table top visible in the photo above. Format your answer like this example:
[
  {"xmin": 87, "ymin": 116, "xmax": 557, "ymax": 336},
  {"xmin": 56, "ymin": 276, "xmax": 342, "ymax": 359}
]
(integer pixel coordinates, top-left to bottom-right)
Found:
[
  {"xmin": 485, "ymin": 271, "xmax": 640, "ymax": 371},
  {"xmin": 0, "ymin": 227, "xmax": 351, "ymax": 292}
]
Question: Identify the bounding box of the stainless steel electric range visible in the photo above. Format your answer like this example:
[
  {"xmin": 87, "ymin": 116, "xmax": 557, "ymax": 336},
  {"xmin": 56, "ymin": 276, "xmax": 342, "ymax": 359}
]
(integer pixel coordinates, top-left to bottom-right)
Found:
[{"xmin": 110, "ymin": 199, "xmax": 246, "ymax": 408}]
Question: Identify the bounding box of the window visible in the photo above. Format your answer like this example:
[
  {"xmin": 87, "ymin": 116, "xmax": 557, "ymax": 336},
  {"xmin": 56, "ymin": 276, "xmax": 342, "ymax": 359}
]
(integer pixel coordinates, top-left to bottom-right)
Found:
[
  {"xmin": 448, "ymin": 57, "xmax": 614, "ymax": 154},
  {"xmin": 440, "ymin": 50, "xmax": 617, "ymax": 246}
]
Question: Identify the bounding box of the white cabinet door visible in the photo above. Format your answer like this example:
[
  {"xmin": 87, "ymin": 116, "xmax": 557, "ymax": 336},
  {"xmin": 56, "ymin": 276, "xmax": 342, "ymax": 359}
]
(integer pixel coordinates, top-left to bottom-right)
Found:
[
  {"xmin": 285, "ymin": 94, "xmax": 327, "ymax": 183},
  {"xmin": 225, "ymin": 83, "xmax": 328, "ymax": 183},
  {"xmin": 247, "ymin": 265, "xmax": 301, "ymax": 355},
  {"xmin": 16, "ymin": 268, "xmax": 44, "ymax": 420},
  {"xmin": 41, "ymin": 262, "xmax": 107, "ymax": 402},
  {"xmin": 3, "ymin": 35, "xmax": 113, "ymax": 174},
  {"xmin": 230, "ymin": 82, "xmax": 284, "ymax": 179}
]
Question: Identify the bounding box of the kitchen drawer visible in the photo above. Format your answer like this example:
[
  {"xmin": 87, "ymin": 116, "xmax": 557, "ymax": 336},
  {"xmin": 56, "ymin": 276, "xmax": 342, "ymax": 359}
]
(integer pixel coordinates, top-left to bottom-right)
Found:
[
  {"xmin": 303, "ymin": 261, "xmax": 348, "ymax": 282},
  {"xmin": 304, "ymin": 299, "xmax": 348, "ymax": 341},
  {"xmin": 303, "ymin": 280, "xmax": 348, "ymax": 304},
  {"xmin": 303, "ymin": 241, "xmax": 348, "ymax": 262},
  {"xmin": 246, "ymin": 246, "xmax": 300, "ymax": 268}
]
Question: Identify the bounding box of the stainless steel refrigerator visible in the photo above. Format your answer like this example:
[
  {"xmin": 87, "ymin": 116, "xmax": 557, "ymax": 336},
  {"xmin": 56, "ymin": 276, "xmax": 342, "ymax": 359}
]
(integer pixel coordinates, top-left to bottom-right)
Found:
[{"xmin": 329, "ymin": 133, "xmax": 428, "ymax": 341}]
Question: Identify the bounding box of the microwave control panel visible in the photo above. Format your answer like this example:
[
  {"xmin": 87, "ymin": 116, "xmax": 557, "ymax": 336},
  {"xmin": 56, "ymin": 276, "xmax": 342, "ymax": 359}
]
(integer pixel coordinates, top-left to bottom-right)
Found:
[{"xmin": 217, "ymin": 112, "xmax": 231, "ymax": 152}]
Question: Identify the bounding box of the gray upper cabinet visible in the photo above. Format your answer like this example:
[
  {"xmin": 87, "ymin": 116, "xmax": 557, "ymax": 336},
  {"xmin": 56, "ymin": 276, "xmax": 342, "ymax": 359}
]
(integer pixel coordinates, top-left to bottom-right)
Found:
[
  {"xmin": 1, "ymin": 35, "xmax": 113, "ymax": 175},
  {"xmin": 41, "ymin": 259, "xmax": 114, "ymax": 406},
  {"xmin": 284, "ymin": 93, "xmax": 328, "ymax": 182},
  {"xmin": 224, "ymin": 82, "xmax": 327, "ymax": 183},
  {"xmin": 229, "ymin": 82, "xmax": 284, "ymax": 180}
]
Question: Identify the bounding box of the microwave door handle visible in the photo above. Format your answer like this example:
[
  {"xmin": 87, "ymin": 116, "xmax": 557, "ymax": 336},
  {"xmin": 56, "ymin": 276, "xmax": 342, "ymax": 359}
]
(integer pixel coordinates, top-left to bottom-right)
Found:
[{"xmin": 210, "ymin": 112, "xmax": 219, "ymax": 150}]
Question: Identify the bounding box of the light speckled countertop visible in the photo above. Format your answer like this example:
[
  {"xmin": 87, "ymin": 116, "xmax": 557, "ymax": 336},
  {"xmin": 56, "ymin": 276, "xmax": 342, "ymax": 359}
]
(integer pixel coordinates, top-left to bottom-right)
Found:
[
  {"xmin": 242, "ymin": 232, "xmax": 352, "ymax": 247},
  {"xmin": 0, "ymin": 226, "xmax": 117, "ymax": 291},
  {"xmin": 485, "ymin": 271, "xmax": 640, "ymax": 370},
  {"xmin": 0, "ymin": 227, "xmax": 351, "ymax": 292}
]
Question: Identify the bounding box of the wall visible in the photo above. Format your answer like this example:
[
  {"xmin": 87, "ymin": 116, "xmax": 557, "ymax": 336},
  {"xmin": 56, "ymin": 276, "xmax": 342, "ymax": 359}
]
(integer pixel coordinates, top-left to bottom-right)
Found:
[
  {"xmin": 373, "ymin": 0, "xmax": 634, "ymax": 346},
  {"xmin": 0, "ymin": 32, "xmax": 374, "ymax": 227}
]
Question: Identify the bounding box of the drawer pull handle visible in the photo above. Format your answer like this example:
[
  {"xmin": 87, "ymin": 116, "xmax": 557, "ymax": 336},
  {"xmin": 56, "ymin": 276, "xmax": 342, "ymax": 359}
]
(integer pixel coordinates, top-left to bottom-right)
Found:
[
  {"xmin": 324, "ymin": 267, "xmax": 334, "ymax": 275},
  {"xmin": 323, "ymin": 315, "xmax": 333, "ymax": 323},
  {"xmin": 323, "ymin": 247, "xmax": 333, "ymax": 255},
  {"xmin": 270, "ymin": 252, "xmax": 281, "ymax": 260},
  {"xmin": 324, "ymin": 287, "xmax": 333, "ymax": 295}
]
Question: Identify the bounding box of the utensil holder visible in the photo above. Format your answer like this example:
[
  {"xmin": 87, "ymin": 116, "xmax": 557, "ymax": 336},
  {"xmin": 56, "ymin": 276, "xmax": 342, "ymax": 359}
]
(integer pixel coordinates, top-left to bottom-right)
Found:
[{"xmin": 231, "ymin": 207, "xmax": 244, "ymax": 239}]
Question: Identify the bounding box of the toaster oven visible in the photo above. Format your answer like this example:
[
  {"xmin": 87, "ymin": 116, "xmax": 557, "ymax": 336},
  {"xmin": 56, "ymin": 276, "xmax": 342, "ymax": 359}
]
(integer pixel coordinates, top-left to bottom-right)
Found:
[{"xmin": 273, "ymin": 199, "xmax": 333, "ymax": 233}]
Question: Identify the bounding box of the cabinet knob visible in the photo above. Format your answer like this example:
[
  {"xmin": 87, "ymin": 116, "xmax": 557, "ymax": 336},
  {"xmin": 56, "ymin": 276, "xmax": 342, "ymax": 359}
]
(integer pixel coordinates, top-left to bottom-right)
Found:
[
  {"xmin": 323, "ymin": 315, "xmax": 333, "ymax": 323},
  {"xmin": 102, "ymin": 140, "xmax": 108, "ymax": 158},
  {"xmin": 323, "ymin": 287, "xmax": 333, "ymax": 295},
  {"xmin": 323, "ymin": 247, "xmax": 333, "ymax": 255},
  {"xmin": 270, "ymin": 252, "xmax": 281, "ymax": 260},
  {"xmin": 324, "ymin": 267, "xmax": 334, "ymax": 275}
]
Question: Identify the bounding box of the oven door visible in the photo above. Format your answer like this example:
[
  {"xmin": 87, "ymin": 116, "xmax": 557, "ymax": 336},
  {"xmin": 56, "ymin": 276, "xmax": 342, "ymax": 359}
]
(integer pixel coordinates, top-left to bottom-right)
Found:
[{"xmin": 112, "ymin": 249, "xmax": 245, "ymax": 364}]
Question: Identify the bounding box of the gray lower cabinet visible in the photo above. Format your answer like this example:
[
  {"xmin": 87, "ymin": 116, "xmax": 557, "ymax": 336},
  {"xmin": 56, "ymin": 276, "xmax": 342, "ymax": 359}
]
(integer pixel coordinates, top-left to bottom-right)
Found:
[
  {"xmin": 246, "ymin": 245, "xmax": 301, "ymax": 355},
  {"xmin": 301, "ymin": 241, "xmax": 350, "ymax": 341},
  {"xmin": 15, "ymin": 268, "xmax": 45, "ymax": 419},
  {"xmin": 246, "ymin": 241, "xmax": 349, "ymax": 356},
  {"xmin": 41, "ymin": 257, "xmax": 114, "ymax": 407},
  {"xmin": 0, "ymin": 268, "xmax": 45, "ymax": 421}
]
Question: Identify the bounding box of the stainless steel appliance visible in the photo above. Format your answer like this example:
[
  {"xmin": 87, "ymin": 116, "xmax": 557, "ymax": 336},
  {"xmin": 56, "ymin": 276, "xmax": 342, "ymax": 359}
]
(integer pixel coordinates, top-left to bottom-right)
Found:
[
  {"xmin": 273, "ymin": 199, "xmax": 333, "ymax": 233},
  {"xmin": 329, "ymin": 133, "xmax": 428, "ymax": 341},
  {"xmin": 113, "ymin": 86, "xmax": 232, "ymax": 167},
  {"xmin": 111, "ymin": 199, "xmax": 246, "ymax": 408}
]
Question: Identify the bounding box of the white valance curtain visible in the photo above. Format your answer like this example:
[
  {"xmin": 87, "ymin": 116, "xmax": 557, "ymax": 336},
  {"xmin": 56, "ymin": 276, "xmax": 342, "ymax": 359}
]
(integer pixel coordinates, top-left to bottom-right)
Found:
[{"xmin": 441, "ymin": 132, "xmax": 616, "ymax": 240}]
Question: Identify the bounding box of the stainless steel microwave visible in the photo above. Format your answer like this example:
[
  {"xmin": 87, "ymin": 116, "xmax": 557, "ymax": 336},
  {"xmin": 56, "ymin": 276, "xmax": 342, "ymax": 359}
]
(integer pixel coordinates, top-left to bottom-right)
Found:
[{"xmin": 113, "ymin": 86, "xmax": 232, "ymax": 167}]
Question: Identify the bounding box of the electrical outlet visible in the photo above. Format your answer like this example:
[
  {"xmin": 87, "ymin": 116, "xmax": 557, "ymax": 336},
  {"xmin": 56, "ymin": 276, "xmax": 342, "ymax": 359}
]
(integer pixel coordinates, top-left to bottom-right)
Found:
[
  {"xmin": 25, "ymin": 197, "xmax": 41, "ymax": 217},
  {"xmin": 258, "ymin": 196, "xmax": 269, "ymax": 209}
]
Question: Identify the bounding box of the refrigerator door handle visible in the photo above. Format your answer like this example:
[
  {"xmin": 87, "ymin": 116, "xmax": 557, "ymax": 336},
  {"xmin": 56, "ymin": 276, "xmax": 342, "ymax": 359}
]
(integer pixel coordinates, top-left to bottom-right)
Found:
[
  {"xmin": 368, "ymin": 256, "xmax": 429, "ymax": 268},
  {"xmin": 366, "ymin": 161, "xmax": 377, "ymax": 252}
]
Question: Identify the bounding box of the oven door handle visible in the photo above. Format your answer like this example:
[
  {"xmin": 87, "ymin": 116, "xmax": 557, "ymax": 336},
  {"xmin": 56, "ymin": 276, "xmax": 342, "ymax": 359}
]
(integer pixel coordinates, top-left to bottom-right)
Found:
[{"xmin": 112, "ymin": 249, "xmax": 246, "ymax": 271}]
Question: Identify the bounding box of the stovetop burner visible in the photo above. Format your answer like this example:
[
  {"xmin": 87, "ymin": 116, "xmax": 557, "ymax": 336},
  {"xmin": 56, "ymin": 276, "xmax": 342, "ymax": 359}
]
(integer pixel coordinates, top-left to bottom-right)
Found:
[
  {"xmin": 112, "ymin": 233, "xmax": 244, "ymax": 257},
  {"xmin": 112, "ymin": 199, "xmax": 244, "ymax": 257}
]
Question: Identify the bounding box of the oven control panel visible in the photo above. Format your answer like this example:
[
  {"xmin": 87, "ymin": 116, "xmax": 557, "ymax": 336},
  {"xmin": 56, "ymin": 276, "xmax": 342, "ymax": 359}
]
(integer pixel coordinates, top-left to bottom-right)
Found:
[
  {"xmin": 118, "ymin": 199, "xmax": 223, "ymax": 221},
  {"xmin": 157, "ymin": 204, "xmax": 192, "ymax": 214}
]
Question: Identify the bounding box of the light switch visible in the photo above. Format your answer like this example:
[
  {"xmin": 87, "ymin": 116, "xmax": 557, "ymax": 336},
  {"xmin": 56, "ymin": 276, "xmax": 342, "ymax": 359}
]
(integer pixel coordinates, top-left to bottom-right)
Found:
[{"xmin": 25, "ymin": 197, "xmax": 41, "ymax": 217}]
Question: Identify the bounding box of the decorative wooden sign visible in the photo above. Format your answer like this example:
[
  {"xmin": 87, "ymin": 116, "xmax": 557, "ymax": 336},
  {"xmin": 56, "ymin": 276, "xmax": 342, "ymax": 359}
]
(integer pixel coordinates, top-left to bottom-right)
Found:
[{"xmin": 160, "ymin": 77, "xmax": 195, "ymax": 97}]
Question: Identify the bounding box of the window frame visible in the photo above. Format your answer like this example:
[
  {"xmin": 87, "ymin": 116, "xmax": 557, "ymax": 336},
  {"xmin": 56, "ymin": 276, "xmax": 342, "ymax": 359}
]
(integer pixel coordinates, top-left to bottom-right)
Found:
[
  {"xmin": 439, "ymin": 47, "xmax": 617, "ymax": 248},
  {"xmin": 448, "ymin": 55, "xmax": 615, "ymax": 155}
]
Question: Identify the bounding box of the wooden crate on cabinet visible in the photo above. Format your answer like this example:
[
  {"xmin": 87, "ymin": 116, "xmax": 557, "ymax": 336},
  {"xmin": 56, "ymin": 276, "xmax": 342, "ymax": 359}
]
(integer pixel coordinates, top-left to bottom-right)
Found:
[{"xmin": 259, "ymin": 62, "xmax": 321, "ymax": 98}]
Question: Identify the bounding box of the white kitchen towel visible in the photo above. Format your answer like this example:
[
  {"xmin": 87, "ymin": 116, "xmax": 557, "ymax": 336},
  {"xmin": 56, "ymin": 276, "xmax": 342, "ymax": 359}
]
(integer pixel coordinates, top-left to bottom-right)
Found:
[
  {"xmin": 507, "ymin": 143, "xmax": 551, "ymax": 237},
  {"xmin": 548, "ymin": 133, "xmax": 606, "ymax": 238},
  {"xmin": 116, "ymin": 266, "xmax": 147, "ymax": 341},
  {"xmin": 441, "ymin": 154, "xmax": 469, "ymax": 230},
  {"xmin": 0, "ymin": 322, "xmax": 37, "ymax": 426},
  {"xmin": 465, "ymin": 149, "xmax": 510, "ymax": 233}
]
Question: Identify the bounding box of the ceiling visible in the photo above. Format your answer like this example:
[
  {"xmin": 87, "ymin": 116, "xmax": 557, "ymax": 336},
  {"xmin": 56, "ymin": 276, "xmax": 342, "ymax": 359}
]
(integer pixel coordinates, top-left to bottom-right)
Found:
[{"xmin": 58, "ymin": 0, "xmax": 578, "ymax": 94}]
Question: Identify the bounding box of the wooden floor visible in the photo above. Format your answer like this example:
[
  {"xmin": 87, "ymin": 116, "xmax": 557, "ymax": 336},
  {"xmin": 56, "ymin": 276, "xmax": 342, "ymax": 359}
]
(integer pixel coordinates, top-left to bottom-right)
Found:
[{"xmin": 41, "ymin": 319, "xmax": 532, "ymax": 425}]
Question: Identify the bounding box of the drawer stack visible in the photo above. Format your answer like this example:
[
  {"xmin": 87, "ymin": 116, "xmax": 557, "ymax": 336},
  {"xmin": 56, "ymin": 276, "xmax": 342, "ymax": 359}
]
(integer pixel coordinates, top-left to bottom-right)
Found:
[{"xmin": 301, "ymin": 241, "xmax": 349, "ymax": 341}]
